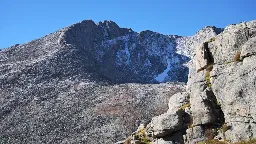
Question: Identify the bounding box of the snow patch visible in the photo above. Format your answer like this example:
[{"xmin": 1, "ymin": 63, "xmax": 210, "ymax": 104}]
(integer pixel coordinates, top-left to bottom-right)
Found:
[
  {"xmin": 155, "ymin": 59, "xmax": 171, "ymax": 82},
  {"xmin": 103, "ymin": 35, "xmax": 129, "ymax": 46},
  {"xmin": 105, "ymin": 35, "xmax": 132, "ymax": 65},
  {"xmin": 57, "ymin": 32, "xmax": 66, "ymax": 45},
  {"xmin": 124, "ymin": 40, "xmax": 131, "ymax": 64},
  {"xmin": 175, "ymin": 36, "xmax": 193, "ymax": 58},
  {"xmin": 116, "ymin": 51, "xmax": 123, "ymax": 66}
]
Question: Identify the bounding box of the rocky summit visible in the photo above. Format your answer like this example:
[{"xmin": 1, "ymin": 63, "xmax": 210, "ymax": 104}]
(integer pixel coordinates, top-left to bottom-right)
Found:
[{"xmin": 0, "ymin": 20, "xmax": 255, "ymax": 144}]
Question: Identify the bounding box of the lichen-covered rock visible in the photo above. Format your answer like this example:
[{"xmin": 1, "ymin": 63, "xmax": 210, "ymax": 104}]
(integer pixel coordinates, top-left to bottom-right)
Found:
[
  {"xmin": 224, "ymin": 122, "xmax": 256, "ymax": 142},
  {"xmin": 153, "ymin": 138, "xmax": 178, "ymax": 144},
  {"xmin": 211, "ymin": 57, "xmax": 256, "ymax": 142},
  {"xmin": 185, "ymin": 20, "xmax": 256, "ymax": 143}
]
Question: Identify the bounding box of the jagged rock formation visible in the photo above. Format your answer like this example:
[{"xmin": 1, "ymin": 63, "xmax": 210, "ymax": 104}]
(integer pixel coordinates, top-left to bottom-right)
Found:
[{"xmin": 146, "ymin": 21, "xmax": 256, "ymax": 144}]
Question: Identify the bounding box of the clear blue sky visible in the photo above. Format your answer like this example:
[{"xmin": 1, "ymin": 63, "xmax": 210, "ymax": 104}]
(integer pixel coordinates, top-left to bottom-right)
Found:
[{"xmin": 1, "ymin": 0, "xmax": 255, "ymax": 49}]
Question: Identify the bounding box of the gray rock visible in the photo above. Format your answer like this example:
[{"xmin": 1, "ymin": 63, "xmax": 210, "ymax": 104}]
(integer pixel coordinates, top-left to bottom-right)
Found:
[
  {"xmin": 150, "ymin": 110, "xmax": 184, "ymax": 137},
  {"xmin": 115, "ymin": 140, "xmax": 126, "ymax": 144},
  {"xmin": 148, "ymin": 20, "xmax": 256, "ymax": 144},
  {"xmin": 168, "ymin": 92, "xmax": 190, "ymax": 112},
  {"xmin": 211, "ymin": 55, "xmax": 256, "ymax": 142},
  {"xmin": 208, "ymin": 21, "xmax": 256, "ymax": 64},
  {"xmin": 153, "ymin": 138, "xmax": 180, "ymax": 144},
  {"xmin": 183, "ymin": 126, "xmax": 205, "ymax": 144},
  {"xmin": 225, "ymin": 122, "xmax": 256, "ymax": 142},
  {"xmin": 184, "ymin": 20, "xmax": 256, "ymax": 143},
  {"xmin": 153, "ymin": 131, "xmax": 184, "ymax": 144},
  {"xmin": 189, "ymin": 83, "xmax": 216, "ymax": 126},
  {"xmin": 208, "ymin": 21, "xmax": 256, "ymax": 142},
  {"xmin": 241, "ymin": 36, "xmax": 256, "ymax": 58},
  {"xmin": 195, "ymin": 43, "xmax": 213, "ymax": 71}
]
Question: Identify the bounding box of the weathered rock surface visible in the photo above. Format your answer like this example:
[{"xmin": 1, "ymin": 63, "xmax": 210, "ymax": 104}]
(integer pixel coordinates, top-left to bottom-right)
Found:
[
  {"xmin": 241, "ymin": 36, "xmax": 256, "ymax": 58},
  {"xmin": 183, "ymin": 126, "xmax": 205, "ymax": 144},
  {"xmin": 209, "ymin": 21, "xmax": 256, "ymax": 142},
  {"xmin": 146, "ymin": 20, "xmax": 256, "ymax": 144},
  {"xmin": 190, "ymin": 86, "xmax": 216, "ymax": 126},
  {"xmin": 150, "ymin": 110, "xmax": 184, "ymax": 137},
  {"xmin": 168, "ymin": 92, "xmax": 190, "ymax": 112}
]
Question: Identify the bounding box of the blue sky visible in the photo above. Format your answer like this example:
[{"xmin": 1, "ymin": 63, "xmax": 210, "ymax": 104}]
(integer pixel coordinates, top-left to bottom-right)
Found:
[{"xmin": 1, "ymin": 0, "xmax": 255, "ymax": 49}]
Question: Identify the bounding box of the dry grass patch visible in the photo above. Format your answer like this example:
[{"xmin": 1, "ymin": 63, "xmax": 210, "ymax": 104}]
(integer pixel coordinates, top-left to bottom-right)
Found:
[
  {"xmin": 233, "ymin": 139, "xmax": 256, "ymax": 144},
  {"xmin": 197, "ymin": 139, "xmax": 228, "ymax": 144},
  {"xmin": 205, "ymin": 71, "xmax": 212, "ymax": 88},
  {"xmin": 234, "ymin": 52, "xmax": 241, "ymax": 62}
]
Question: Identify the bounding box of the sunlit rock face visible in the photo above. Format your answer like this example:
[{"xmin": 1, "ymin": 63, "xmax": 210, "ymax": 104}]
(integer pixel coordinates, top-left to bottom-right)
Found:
[{"xmin": 146, "ymin": 21, "xmax": 256, "ymax": 144}]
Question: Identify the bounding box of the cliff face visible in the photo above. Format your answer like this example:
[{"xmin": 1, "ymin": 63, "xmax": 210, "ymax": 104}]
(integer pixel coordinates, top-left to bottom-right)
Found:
[
  {"xmin": 54, "ymin": 20, "xmax": 193, "ymax": 83},
  {"xmin": 146, "ymin": 21, "xmax": 256, "ymax": 144}
]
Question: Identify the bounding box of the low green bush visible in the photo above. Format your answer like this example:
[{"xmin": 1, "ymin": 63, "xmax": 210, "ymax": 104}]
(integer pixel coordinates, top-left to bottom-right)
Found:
[{"xmin": 208, "ymin": 37, "xmax": 216, "ymax": 42}]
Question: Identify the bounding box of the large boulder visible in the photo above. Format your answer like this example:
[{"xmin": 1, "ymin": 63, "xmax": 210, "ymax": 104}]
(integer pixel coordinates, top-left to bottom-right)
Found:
[
  {"xmin": 149, "ymin": 110, "xmax": 184, "ymax": 138},
  {"xmin": 168, "ymin": 92, "xmax": 190, "ymax": 112},
  {"xmin": 190, "ymin": 84, "xmax": 216, "ymax": 126}
]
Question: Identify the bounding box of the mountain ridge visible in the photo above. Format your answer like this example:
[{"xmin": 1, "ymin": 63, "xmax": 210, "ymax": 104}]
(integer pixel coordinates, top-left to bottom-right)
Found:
[{"xmin": 0, "ymin": 20, "xmax": 222, "ymax": 84}]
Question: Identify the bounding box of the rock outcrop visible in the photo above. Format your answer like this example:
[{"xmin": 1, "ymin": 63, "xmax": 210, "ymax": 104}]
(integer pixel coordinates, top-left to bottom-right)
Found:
[
  {"xmin": 209, "ymin": 21, "xmax": 256, "ymax": 142},
  {"xmin": 146, "ymin": 20, "xmax": 256, "ymax": 144},
  {"xmin": 150, "ymin": 110, "xmax": 184, "ymax": 138}
]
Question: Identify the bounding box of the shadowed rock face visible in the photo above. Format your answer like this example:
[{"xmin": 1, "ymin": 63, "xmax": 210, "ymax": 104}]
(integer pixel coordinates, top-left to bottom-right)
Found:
[
  {"xmin": 60, "ymin": 20, "xmax": 192, "ymax": 83},
  {"xmin": 0, "ymin": 20, "xmax": 205, "ymax": 144}
]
